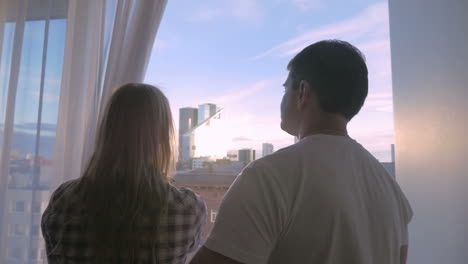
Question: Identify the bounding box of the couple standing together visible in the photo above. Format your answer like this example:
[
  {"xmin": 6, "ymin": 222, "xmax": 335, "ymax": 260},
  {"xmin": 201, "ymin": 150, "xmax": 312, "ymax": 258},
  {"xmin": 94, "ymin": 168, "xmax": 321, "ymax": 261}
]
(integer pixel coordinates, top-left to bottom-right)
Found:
[{"xmin": 41, "ymin": 40, "xmax": 412, "ymax": 264}]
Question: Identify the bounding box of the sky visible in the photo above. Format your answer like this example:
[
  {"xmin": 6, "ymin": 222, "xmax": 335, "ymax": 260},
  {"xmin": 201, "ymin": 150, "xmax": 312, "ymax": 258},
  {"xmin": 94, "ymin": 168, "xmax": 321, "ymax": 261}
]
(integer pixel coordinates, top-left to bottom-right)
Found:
[{"xmin": 144, "ymin": 0, "xmax": 395, "ymax": 161}]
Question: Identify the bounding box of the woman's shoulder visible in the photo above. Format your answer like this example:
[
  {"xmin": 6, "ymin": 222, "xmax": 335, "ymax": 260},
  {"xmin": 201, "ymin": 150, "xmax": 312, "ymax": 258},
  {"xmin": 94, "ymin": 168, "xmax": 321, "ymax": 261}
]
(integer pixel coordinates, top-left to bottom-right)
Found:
[
  {"xmin": 166, "ymin": 184, "xmax": 206, "ymax": 215},
  {"xmin": 48, "ymin": 179, "xmax": 82, "ymax": 208},
  {"xmin": 42, "ymin": 179, "xmax": 83, "ymax": 229}
]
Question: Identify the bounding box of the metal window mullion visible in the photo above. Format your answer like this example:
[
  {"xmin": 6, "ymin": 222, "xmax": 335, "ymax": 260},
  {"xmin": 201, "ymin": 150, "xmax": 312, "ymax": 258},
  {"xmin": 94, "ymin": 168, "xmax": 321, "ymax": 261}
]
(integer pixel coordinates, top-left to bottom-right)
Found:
[
  {"xmin": 0, "ymin": 22, "xmax": 4, "ymax": 84},
  {"xmin": 28, "ymin": 0, "xmax": 51, "ymax": 256},
  {"xmin": 0, "ymin": 22, "xmax": 5, "ymax": 123},
  {"xmin": 33, "ymin": 3, "xmax": 50, "ymax": 188},
  {"xmin": 0, "ymin": 0, "xmax": 28, "ymax": 259}
]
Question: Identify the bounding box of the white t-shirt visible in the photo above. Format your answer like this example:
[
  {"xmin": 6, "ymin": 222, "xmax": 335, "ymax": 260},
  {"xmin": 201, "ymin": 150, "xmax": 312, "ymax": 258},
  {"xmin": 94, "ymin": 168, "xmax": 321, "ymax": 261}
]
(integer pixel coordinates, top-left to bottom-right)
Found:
[{"xmin": 205, "ymin": 134, "xmax": 413, "ymax": 264}]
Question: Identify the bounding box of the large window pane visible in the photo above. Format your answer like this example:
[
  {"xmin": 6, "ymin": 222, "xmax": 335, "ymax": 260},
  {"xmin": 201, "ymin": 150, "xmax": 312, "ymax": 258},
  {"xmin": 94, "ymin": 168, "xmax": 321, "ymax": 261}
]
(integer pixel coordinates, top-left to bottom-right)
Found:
[
  {"xmin": 0, "ymin": 23, "xmax": 15, "ymax": 153},
  {"xmin": 37, "ymin": 19, "xmax": 67, "ymax": 189},
  {"xmin": 10, "ymin": 20, "xmax": 45, "ymax": 187}
]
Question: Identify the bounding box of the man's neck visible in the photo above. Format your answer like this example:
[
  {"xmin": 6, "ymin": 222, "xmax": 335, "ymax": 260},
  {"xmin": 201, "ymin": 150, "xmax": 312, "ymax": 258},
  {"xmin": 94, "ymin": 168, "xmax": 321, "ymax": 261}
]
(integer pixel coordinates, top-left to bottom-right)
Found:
[{"xmin": 298, "ymin": 115, "xmax": 349, "ymax": 140}]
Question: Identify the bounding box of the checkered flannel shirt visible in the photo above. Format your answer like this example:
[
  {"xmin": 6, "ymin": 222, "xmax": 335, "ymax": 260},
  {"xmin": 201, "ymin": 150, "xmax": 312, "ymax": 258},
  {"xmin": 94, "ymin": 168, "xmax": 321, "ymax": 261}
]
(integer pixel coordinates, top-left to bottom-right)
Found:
[{"xmin": 41, "ymin": 180, "xmax": 207, "ymax": 264}]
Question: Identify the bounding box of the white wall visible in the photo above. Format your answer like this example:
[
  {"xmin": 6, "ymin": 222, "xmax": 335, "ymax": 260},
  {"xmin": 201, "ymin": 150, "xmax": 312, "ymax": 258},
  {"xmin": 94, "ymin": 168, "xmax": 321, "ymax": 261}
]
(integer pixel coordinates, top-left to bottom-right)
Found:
[{"xmin": 388, "ymin": 0, "xmax": 468, "ymax": 263}]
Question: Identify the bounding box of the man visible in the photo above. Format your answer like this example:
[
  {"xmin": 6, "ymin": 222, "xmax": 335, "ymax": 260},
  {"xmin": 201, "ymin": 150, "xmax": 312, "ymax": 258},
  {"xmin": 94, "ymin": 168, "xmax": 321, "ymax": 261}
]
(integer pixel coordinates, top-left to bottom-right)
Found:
[{"xmin": 191, "ymin": 40, "xmax": 412, "ymax": 264}]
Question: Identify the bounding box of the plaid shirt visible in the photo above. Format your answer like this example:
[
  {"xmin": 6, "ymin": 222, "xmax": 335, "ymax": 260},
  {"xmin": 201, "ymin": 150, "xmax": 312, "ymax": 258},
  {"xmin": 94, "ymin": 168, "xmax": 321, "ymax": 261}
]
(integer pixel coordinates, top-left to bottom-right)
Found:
[{"xmin": 41, "ymin": 180, "xmax": 207, "ymax": 264}]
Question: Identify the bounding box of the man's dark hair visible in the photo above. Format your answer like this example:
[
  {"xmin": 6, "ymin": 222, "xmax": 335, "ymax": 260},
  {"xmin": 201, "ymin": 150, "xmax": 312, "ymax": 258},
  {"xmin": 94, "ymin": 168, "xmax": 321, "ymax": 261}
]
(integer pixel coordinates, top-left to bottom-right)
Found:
[{"xmin": 288, "ymin": 39, "xmax": 368, "ymax": 120}]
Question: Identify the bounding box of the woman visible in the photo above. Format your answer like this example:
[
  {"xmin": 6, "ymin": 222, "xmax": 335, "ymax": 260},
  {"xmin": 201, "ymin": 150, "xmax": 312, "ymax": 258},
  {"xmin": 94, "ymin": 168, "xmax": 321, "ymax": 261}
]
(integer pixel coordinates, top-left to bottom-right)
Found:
[{"xmin": 42, "ymin": 83, "xmax": 206, "ymax": 263}]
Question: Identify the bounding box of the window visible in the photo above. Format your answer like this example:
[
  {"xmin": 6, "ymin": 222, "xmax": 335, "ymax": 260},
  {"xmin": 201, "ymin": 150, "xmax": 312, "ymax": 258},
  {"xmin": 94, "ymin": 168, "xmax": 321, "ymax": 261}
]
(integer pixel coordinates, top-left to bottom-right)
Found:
[
  {"xmin": 40, "ymin": 248, "xmax": 47, "ymax": 260},
  {"xmin": 6, "ymin": 224, "xmax": 25, "ymax": 237},
  {"xmin": 32, "ymin": 201, "xmax": 41, "ymax": 213},
  {"xmin": 29, "ymin": 248, "xmax": 40, "ymax": 260},
  {"xmin": 6, "ymin": 19, "xmax": 67, "ymax": 190},
  {"xmin": 31, "ymin": 224, "xmax": 40, "ymax": 237},
  {"xmin": 0, "ymin": 22, "xmax": 15, "ymax": 153},
  {"xmin": 145, "ymin": 0, "xmax": 396, "ymax": 240},
  {"xmin": 210, "ymin": 209, "xmax": 218, "ymax": 223},
  {"xmin": 14, "ymin": 224, "xmax": 26, "ymax": 236},
  {"xmin": 8, "ymin": 248, "xmax": 23, "ymax": 260},
  {"xmin": 14, "ymin": 201, "xmax": 26, "ymax": 212}
]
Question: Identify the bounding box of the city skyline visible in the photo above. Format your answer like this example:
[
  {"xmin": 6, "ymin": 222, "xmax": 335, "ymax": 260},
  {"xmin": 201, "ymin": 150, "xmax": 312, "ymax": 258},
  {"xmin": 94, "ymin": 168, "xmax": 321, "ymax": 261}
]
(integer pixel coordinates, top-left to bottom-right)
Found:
[{"xmin": 177, "ymin": 102, "xmax": 276, "ymax": 167}]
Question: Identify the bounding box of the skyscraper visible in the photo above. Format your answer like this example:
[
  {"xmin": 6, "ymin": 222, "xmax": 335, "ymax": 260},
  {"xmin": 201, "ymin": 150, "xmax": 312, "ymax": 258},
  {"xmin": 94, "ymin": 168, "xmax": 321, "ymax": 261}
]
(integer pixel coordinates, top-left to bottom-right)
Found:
[
  {"xmin": 179, "ymin": 107, "xmax": 198, "ymax": 135},
  {"xmin": 238, "ymin": 149, "xmax": 255, "ymax": 164},
  {"xmin": 197, "ymin": 103, "xmax": 217, "ymax": 124},
  {"xmin": 391, "ymin": 144, "xmax": 395, "ymax": 163},
  {"xmin": 2, "ymin": 156, "xmax": 52, "ymax": 264},
  {"xmin": 179, "ymin": 106, "xmax": 227, "ymax": 166},
  {"xmin": 179, "ymin": 108, "xmax": 198, "ymax": 162},
  {"xmin": 262, "ymin": 143, "xmax": 274, "ymax": 157}
]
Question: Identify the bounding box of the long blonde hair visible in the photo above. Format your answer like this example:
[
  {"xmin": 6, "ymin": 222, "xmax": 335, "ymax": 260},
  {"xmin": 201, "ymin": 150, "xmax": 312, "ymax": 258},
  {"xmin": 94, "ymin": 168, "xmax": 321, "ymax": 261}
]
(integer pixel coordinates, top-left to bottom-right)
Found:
[{"xmin": 78, "ymin": 83, "xmax": 176, "ymax": 262}]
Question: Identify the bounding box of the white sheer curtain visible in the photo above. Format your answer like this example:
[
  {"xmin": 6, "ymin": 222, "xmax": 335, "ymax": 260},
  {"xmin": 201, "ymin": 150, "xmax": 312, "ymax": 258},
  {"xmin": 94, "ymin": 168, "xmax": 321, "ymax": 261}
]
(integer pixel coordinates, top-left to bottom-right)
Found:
[
  {"xmin": 53, "ymin": 0, "xmax": 167, "ymax": 189},
  {"xmin": 0, "ymin": 0, "xmax": 69, "ymax": 261},
  {"xmin": 0, "ymin": 0, "xmax": 167, "ymax": 261}
]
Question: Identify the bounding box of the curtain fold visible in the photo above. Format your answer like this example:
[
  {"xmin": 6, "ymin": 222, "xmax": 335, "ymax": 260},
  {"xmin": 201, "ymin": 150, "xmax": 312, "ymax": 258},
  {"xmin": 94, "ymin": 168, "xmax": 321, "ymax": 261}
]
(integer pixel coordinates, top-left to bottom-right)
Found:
[
  {"xmin": 0, "ymin": 0, "xmax": 28, "ymax": 259},
  {"xmin": 52, "ymin": 0, "xmax": 167, "ymax": 189}
]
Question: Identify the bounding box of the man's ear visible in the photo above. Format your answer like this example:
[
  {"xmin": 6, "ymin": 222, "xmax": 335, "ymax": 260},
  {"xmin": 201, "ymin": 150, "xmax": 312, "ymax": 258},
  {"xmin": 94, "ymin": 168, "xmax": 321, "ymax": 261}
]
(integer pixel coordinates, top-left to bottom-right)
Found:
[{"xmin": 297, "ymin": 80, "xmax": 311, "ymax": 110}]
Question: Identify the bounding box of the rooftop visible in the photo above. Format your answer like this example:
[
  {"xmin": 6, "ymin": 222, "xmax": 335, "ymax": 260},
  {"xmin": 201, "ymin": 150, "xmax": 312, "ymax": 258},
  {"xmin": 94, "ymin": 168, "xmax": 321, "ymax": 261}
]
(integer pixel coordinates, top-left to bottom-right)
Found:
[{"xmin": 173, "ymin": 162, "xmax": 243, "ymax": 185}]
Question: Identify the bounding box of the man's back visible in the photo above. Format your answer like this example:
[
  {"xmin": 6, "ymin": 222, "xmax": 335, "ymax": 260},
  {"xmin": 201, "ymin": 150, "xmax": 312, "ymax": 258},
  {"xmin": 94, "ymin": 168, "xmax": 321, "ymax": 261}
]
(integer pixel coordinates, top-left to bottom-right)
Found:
[{"xmin": 204, "ymin": 134, "xmax": 412, "ymax": 264}]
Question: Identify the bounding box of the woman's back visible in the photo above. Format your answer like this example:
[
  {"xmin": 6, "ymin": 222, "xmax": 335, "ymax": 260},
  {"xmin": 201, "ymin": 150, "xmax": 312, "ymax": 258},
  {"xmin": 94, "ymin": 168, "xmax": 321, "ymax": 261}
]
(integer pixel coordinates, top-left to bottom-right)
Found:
[
  {"xmin": 41, "ymin": 83, "xmax": 206, "ymax": 263},
  {"xmin": 42, "ymin": 179, "xmax": 206, "ymax": 263}
]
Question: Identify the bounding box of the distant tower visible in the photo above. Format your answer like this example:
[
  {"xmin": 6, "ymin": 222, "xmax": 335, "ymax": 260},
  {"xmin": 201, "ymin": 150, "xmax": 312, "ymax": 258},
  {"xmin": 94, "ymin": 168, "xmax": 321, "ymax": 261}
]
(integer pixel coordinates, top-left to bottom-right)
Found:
[
  {"xmin": 179, "ymin": 107, "xmax": 198, "ymax": 162},
  {"xmin": 262, "ymin": 143, "xmax": 274, "ymax": 157},
  {"xmin": 179, "ymin": 107, "xmax": 198, "ymax": 135},
  {"xmin": 198, "ymin": 103, "xmax": 217, "ymax": 124},
  {"xmin": 391, "ymin": 144, "xmax": 395, "ymax": 163},
  {"xmin": 238, "ymin": 149, "xmax": 255, "ymax": 164}
]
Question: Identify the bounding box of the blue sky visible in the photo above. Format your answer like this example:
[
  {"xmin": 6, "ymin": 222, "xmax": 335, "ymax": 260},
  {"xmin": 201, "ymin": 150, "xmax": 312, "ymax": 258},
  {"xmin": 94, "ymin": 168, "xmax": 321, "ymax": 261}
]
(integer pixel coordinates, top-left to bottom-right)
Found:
[{"xmin": 145, "ymin": 0, "xmax": 395, "ymax": 161}]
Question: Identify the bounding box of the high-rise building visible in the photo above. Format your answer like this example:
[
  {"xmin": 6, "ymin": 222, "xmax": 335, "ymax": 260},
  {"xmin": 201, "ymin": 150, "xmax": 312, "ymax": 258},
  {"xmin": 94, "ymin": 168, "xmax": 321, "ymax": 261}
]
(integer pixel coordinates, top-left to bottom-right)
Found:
[
  {"xmin": 262, "ymin": 143, "xmax": 274, "ymax": 157},
  {"xmin": 381, "ymin": 162, "xmax": 395, "ymax": 179},
  {"xmin": 238, "ymin": 149, "xmax": 255, "ymax": 164},
  {"xmin": 391, "ymin": 144, "xmax": 395, "ymax": 163},
  {"xmin": 180, "ymin": 107, "xmax": 227, "ymax": 165},
  {"xmin": 179, "ymin": 107, "xmax": 198, "ymax": 135},
  {"xmin": 2, "ymin": 157, "xmax": 52, "ymax": 264},
  {"xmin": 179, "ymin": 108, "xmax": 198, "ymax": 162},
  {"xmin": 197, "ymin": 104, "xmax": 217, "ymax": 124}
]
